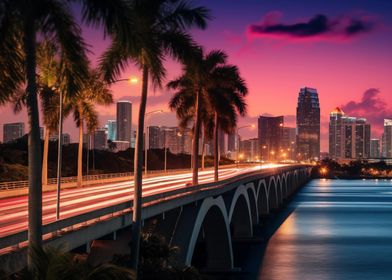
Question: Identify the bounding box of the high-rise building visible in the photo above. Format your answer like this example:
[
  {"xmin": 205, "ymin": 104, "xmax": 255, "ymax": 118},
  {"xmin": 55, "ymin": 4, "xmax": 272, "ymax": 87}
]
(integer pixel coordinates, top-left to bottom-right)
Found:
[
  {"xmin": 329, "ymin": 108, "xmax": 371, "ymax": 160},
  {"xmin": 258, "ymin": 116, "xmax": 284, "ymax": 161},
  {"xmin": 148, "ymin": 126, "xmax": 163, "ymax": 149},
  {"xmin": 239, "ymin": 138, "xmax": 259, "ymax": 162},
  {"xmin": 106, "ymin": 120, "xmax": 116, "ymax": 141},
  {"xmin": 227, "ymin": 132, "xmax": 236, "ymax": 152},
  {"xmin": 383, "ymin": 119, "xmax": 392, "ymax": 158},
  {"xmin": 94, "ymin": 128, "xmax": 107, "ymax": 150},
  {"xmin": 370, "ymin": 139, "xmax": 381, "ymax": 159},
  {"xmin": 296, "ymin": 87, "xmax": 320, "ymax": 161},
  {"xmin": 148, "ymin": 126, "xmax": 192, "ymax": 154},
  {"xmin": 3, "ymin": 122, "xmax": 25, "ymax": 143},
  {"xmin": 116, "ymin": 101, "xmax": 132, "ymax": 142},
  {"xmin": 282, "ymin": 127, "xmax": 296, "ymax": 160}
]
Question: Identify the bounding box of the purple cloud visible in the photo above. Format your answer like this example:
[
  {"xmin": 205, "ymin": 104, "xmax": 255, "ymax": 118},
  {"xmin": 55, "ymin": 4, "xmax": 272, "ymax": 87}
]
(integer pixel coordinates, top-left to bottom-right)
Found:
[
  {"xmin": 248, "ymin": 11, "xmax": 375, "ymax": 41},
  {"xmin": 341, "ymin": 88, "xmax": 392, "ymax": 136}
]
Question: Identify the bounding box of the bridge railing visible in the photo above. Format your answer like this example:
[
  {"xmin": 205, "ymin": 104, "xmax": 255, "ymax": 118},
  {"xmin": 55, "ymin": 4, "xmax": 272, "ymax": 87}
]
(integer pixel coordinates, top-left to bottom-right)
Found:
[
  {"xmin": 0, "ymin": 165, "xmax": 308, "ymax": 251},
  {"xmin": 0, "ymin": 164, "xmax": 255, "ymax": 191}
]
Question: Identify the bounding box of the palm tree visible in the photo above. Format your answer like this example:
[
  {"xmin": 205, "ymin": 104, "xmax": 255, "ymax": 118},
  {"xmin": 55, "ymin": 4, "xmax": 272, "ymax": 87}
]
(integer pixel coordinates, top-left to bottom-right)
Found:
[
  {"xmin": 208, "ymin": 65, "xmax": 248, "ymax": 181},
  {"xmin": 100, "ymin": 0, "xmax": 210, "ymax": 273},
  {"xmin": 167, "ymin": 49, "xmax": 226, "ymax": 184},
  {"xmin": 0, "ymin": 0, "xmax": 134, "ymax": 268},
  {"xmin": 71, "ymin": 70, "xmax": 113, "ymax": 188},
  {"xmin": 168, "ymin": 50, "xmax": 248, "ymax": 182}
]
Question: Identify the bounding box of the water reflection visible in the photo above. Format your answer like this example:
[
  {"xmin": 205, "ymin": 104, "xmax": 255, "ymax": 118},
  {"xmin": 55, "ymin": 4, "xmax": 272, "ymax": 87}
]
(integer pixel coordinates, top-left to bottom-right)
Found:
[{"xmin": 258, "ymin": 179, "xmax": 392, "ymax": 280}]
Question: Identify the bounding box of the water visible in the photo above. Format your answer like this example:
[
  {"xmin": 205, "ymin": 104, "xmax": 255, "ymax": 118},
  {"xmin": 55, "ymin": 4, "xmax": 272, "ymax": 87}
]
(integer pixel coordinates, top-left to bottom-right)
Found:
[{"xmin": 258, "ymin": 179, "xmax": 392, "ymax": 280}]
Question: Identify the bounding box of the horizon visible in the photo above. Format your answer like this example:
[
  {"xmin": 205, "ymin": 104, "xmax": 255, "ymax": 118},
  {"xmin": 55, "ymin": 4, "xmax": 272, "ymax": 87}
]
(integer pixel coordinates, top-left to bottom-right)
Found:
[{"xmin": 1, "ymin": 0, "xmax": 392, "ymax": 152}]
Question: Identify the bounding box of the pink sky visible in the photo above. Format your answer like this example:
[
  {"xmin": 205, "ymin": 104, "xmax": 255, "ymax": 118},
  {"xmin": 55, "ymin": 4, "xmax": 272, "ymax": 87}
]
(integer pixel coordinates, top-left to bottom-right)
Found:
[{"xmin": 1, "ymin": 2, "xmax": 392, "ymax": 153}]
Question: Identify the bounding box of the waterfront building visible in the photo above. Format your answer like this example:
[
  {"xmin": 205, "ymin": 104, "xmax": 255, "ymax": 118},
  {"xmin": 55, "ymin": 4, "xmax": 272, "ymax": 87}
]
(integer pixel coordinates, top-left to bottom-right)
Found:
[
  {"xmin": 370, "ymin": 139, "xmax": 381, "ymax": 159},
  {"xmin": 3, "ymin": 122, "xmax": 25, "ymax": 143},
  {"xmin": 296, "ymin": 87, "xmax": 320, "ymax": 161},
  {"xmin": 282, "ymin": 127, "xmax": 296, "ymax": 160},
  {"xmin": 116, "ymin": 101, "xmax": 132, "ymax": 142},
  {"xmin": 383, "ymin": 119, "xmax": 392, "ymax": 158},
  {"xmin": 258, "ymin": 116, "xmax": 284, "ymax": 161},
  {"xmin": 239, "ymin": 138, "xmax": 259, "ymax": 162},
  {"xmin": 106, "ymin": 120, "xmax": 116, "ymax": 141}
]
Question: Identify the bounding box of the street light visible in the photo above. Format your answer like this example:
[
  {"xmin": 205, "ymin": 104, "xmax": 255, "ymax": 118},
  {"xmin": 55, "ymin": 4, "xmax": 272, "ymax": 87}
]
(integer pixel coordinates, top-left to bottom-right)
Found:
[
  {"xmin": 236, "ymin": 124, "xmax": 255, "ymax": 167},
  {"xmin": 145, "ymin": 110, "xmax": 164, "ymax": 175}
]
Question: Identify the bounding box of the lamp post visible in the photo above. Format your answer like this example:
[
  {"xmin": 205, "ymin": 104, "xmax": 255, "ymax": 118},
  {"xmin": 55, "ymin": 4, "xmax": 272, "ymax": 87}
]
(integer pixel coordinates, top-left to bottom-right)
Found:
[
  {"xmin": 236, "ymin": 124, "xmax": 255, "ymax": 168},
  {"xmin": 144, "ymin": 110, "xmax": 163, "ymax": 175}
]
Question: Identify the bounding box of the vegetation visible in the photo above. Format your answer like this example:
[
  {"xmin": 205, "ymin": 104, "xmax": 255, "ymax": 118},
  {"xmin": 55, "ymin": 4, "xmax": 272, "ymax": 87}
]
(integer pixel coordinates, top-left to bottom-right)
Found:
[{"xmin": 317, "ymin": 158, "xmax": 392, "ymax": 178}]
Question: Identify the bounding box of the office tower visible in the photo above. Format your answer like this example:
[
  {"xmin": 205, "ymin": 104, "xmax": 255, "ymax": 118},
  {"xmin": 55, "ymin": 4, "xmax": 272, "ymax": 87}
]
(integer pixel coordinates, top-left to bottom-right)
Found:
[
  {"xmin": 239, "ymin": 138, "xmax": 259, "ymax": 162},
  {"xmin": 370, "ymin": 139, "xmax": 381, "ymax": 159},
  {"xmin": 148, "ymin": 126, "xmax": 193, "ymax": 154},
  {"xmin": 296, "ymin": 87, "xmax": 320, "ymax": 161},
  {"xmin": 106, "ymin": 120, "xmax": 116, "ymax": 141},
  {"xmin": 227, "ymin": 133, "xmax": 236, "ymax": 152},
  {"xmin": 282, "ymin": 127, "xmax": 296, "ymax": 160},
  {"xmin": 383, "ymin": 119, "xmax": 392, "ymax": 158},
  {"xmin": 94, "ymin": 128, "xmax": 107, "ymax": 150},
  {"xmin": 116, "ymin": 101, "xmax": 132, "ymax": 142},
  {"xmin": 148, "ymin": 126, "xmax": 163, "ymax": 149},
  {"xmin": 258, "ymin": 116, "xmax": 284, "ymax": 161},
  {"xmin": 49, "ymin": 133, "xmax": 71, "ymax": 146},
  {"xmin": 329, "ymin": 108, "xmax": 371, "ymax": 160},
  {"xmin": 3, "ymin": 122, "xmax": 25, "ymax": 143}
]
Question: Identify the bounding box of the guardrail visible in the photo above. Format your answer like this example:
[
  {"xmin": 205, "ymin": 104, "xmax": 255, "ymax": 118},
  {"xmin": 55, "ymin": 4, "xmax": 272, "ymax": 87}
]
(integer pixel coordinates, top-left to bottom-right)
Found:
[
  {"xmin": 0, "ymin": 164, "xmax": 254, "ymax": 191},
  {"xmin": 0, "ymin": 165, "xmax": 308, "ymax": 251}
]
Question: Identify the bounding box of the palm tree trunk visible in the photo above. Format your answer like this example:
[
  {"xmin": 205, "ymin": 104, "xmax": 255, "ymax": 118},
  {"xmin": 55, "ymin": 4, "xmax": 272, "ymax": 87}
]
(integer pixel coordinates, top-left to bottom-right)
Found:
[
  {"xmin": 24, "ymin": 15, "xmax": 42, "ymax": 268},
  {"xmin": 77, "ymin": 118, "xmax": 83, "ymax": 188},
  {"xmin": 42, "ymin": 128, "xmax": 50, "ymax": 187},
  {"xmin": 201, "ymin": 125, "xmax": 205, "ymax": 171},
  {"xmin": 130, "ymin": 63, "xmax": 148, "ymax": 275},
  {"xmin": 214, "ymin": 111, "xmax": 219, "ymax": 182},
  {"xmin": 192, "ymin": 88, "xmax": 202, "ymax": 185}
]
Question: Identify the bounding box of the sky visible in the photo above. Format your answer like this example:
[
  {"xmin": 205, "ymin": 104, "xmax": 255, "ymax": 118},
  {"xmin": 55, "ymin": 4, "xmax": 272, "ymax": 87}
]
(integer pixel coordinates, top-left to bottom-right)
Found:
[{"xmin": 1, "ymin": 0, "xmax": 392, "ymax": 152}]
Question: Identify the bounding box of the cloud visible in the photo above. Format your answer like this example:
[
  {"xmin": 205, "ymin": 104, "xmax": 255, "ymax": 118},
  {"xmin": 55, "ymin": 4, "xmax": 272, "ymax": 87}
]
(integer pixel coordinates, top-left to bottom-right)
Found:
[
  {"xmin": 247, "ymin": 11, "xmax": 375, "ymax": 42},
  {"xmin": 341, "ymin": 88, "xmax": 392, "ymax": 136}
]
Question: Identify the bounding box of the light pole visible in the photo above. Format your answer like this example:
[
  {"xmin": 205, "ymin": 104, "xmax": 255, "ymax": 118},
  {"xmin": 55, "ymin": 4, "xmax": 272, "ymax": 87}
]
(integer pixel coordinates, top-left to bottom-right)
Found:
[
  {"xmin": 56, "ymin": 89, "xmax": 63, "ymax": 220},
  {"xmin": 236, "ymin": 124, "xmax": 255, "ymax": 167},
  {"xmin": 144, "ymin": 110, "xmax": 163, "ymax": 175}
]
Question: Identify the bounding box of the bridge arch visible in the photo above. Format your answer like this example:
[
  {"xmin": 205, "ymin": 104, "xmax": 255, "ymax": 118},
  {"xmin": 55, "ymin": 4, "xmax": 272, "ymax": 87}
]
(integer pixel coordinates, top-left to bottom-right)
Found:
[
  {"xmin": 256, "ymin": 179, "xmax": 269, "ymax": 216},
  {"xmin": 187, "ymin": 196, "xmax": 233, "ymax": 269},
  {"xmin": 268, "ymin": 176, "xmax": 279, "ymax": 210},
  {"xmin": 228, "ymin": 185, "xmax": 253, "ymax": 238},
  {"xmin": 245, "ymin": 182, "xmax": 258, "ymax": 225}
]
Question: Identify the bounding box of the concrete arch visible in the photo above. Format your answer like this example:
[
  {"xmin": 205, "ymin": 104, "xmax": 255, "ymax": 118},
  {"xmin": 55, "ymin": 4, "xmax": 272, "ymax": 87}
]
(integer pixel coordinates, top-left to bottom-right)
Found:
[
  {"xmin": 186, "ymin": 196, "xmax": 233, "ymax": 269},
  {"xmin": 245, "ymin": 182, "xmax": 259, "ymax": 225},
  {"xmin": 276, "ymin": 175, "xmax": 283, "ymax": 205},
  {"xmin": 228, "ymin": 185, "xmax": 253, "ymax": 238},
  {"xmin": 268, "ymin": 176, "xmax": 279, "ymax": 210},
  {"xmin": 281, "ymin": 173, "xmax": 288, "ymax": 200},
  {"xmin": 256, "ymin": 179, "xmax": 269, "ymax": 216}
]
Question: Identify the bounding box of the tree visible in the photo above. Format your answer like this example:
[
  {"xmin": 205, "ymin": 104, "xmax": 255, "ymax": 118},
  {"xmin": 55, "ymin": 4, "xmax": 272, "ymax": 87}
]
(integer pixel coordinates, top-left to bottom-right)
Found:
[
  {"xmin": 0, "ymin": 0, "xmax": 134, "ymax": 269},
  {"xmin": 71, "ymin": 70, "xmax": 113, "ymax": 188},
  {"xmin": 100, "ymin": 0, "xmax": 210, "ymax": 274},
  {"xmin": 167, "ymin": 49, "xmax": 226, "ymax": 184}
]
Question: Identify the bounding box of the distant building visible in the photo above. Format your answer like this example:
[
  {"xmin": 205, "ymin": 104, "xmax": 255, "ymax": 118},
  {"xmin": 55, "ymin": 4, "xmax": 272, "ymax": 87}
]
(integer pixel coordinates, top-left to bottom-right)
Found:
[
  {"xmin": 383, "ymin": 119, "xmax": 392, "ymax": 158},
  {"xmin": 116, "ymin": 101, "xmax": 132, "ymax": 142},
  {"xmin": 329, "ymin": 107, "xmax": 371, "ymax": 161},
  {"xmin": 258, "ymin": 116, "xmax": 283, "ymax": 161},
  {"xmin": 227, "ymin": 132, "xmax": 236, "ymax": 152},
  {"xmin": 370, "ymin": 139, "xmax": 381, "ymax": 159},
  {"xmin": 3, "ymin": 122, "xmax": 25, "ymax": 143},
  {"xmin": 239, "ymin": 138, "xmax": 259, "ymax": 162},
  {"xmin": 148, "ymin": 126, "xmax": 163, "ymax": 149},
  {"xmin": 49, "ymin": 133, "xmax": 71, "ymax": 146},
  {"xmin": 113, "ymin": 140, "xmax": 130, "ymax": 151},
  {"xmin": 148, "ymin": 126, "xmax": 192, "ymax": 154},
  {"xmin": 296, "ymin": 87, "xmax": 320, "ymax": 161},
  {"xmin": 282, "ymin": 127, "xmax": 296, "ymax": 160},
  {"xmin": 106, "ymin": 120, "xmax": 116, "ymax": 141},
  {"xmin": 94, "ymin": 128, "xmax": 107, "ymax": 150}
]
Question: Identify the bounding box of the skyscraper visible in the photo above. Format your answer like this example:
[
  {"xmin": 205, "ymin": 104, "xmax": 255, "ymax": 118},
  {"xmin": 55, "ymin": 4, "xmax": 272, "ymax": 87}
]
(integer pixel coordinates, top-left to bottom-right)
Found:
[
  {"xmin": 106, "ymin": 120, "xmax": 116, "ymax": 141},
  {"xmin": 296, "ymin": 87, "xmax": 320, "ymax": 161},
  {"xmin": 3, "ymin": 122, "xmax": 25, "ymax": 143},
  {"xmin": 258, "ymin": 116, "xmax": 284, "ymax": 161},
  {"xmin": 116, "ymin": 101, "xmax": 132, "ymax": 142},
  {"xmin": 370, "ymin": 139, "xmax": 381, "ymax": 159},
  {"xmin": 94, "ymin": 128, "xmax": 107, "ymax": 150},
  {"xmin": 383, "ymin": 119, "xmax": 392, "ymax": 158},
  {"xmin": 282, "ymin": 127, "xmax": 296, "ymax": 160},
  {"xmin": 329, "ymin": 108, "xmax": 371, "ymax": 160}
]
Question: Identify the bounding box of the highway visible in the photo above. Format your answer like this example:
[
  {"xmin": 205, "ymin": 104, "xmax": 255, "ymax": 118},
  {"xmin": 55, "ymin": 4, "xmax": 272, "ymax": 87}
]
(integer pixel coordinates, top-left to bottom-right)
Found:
[{"xmin": 0, "ymin": 164, "xmax": 280, "ymax": 240}]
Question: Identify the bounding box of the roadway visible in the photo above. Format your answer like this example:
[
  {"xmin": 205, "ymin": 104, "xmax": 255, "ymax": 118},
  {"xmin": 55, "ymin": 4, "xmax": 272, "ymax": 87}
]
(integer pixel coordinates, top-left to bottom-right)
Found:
[{"xmin": 0, "ymin": 164, "xmax": 281, "ymax": 240}]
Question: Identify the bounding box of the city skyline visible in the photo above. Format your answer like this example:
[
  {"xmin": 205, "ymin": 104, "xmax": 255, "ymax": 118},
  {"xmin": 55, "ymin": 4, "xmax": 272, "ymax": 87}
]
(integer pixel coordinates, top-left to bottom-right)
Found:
[{"xmin": 1, "ymin": 0, "xmax": 392, "ymax": 152}]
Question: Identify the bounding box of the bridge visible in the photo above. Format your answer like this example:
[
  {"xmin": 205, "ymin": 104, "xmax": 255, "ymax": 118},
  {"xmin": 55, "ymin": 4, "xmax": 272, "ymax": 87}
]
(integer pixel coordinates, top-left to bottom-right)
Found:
[{"xmin": 0, "ymin": 164, "xmax": 312, "ymax": 273}]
